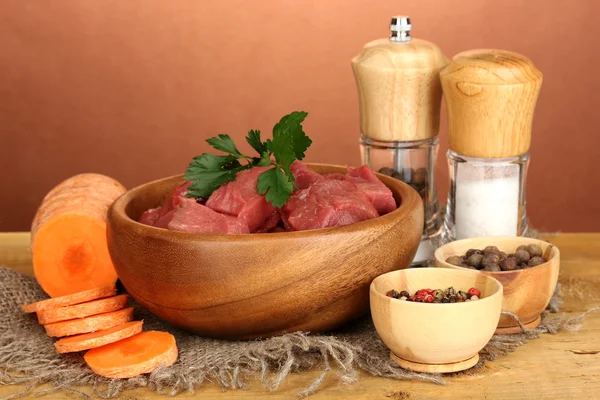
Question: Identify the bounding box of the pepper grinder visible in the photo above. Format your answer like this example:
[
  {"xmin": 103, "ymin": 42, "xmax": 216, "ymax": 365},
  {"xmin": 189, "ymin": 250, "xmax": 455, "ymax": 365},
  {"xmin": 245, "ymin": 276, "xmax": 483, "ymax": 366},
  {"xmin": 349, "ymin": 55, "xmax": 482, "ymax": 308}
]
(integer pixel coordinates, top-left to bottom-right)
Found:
[
  {"xmin": 352, "ymin": 16, "xmax": 448, "ymax": 266},
  {"xmin": 440, "ymin": 49, "xmax": 543, "ymax": 242}
]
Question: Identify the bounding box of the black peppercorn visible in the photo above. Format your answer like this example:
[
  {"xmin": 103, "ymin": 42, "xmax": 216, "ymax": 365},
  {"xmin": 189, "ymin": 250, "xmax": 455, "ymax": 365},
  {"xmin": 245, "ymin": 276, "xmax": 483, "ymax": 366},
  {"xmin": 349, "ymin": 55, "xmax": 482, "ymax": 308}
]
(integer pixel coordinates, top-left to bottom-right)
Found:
[
  {"xmin": 483, "ymin": 263, "xmax": 502, "ymax": 272},
  {"xmin": 399, "ymin": 290, "xmax": 410, "ymax": 298},
  {"xmin": 378, "ymin": 167, "xmax": 395, "ymax": 177},
  {"xmin": 526, "ymin": 244, "xmax": 543, "ymax": 258},
  {"xmin": 392, "ymin": 171, "xmax": 403, "ymax": 180},
  {"xmin": 481, "ymin": 253, "xmax": 500, "ymax": 268},
  {"xmin": 441, "ymin": 298, "xmax": 450, "ymax": 303},
  {"xmin": 466, "ymin": 249, "xmax": 482, "ymax": 258},
  {"xmin": 516, "ymin": 245, "xmax": 528, "ymax": 252},
  {"xmin": 467, "ymin": 253, "xmax": 484, "ymax": 268},
  {"xmin": 483, "ymin": 246, "xmax": 500, "ymax": 255},
  {"xmin": 528, "ymin": 256, "xmax": 544, "ymax": 267},
  {"xmin": 515, "ymin": 249, "xmax": 531, "ymax": 264},
  {"xmin": 500, "ymin": 257, "xmax": 519, "ymax": 271},
  {"xmin": 498, "ymin": 251, "xmax": 508, "ymax": 261},
  {"xmin": 446, "ymin": 256, "xmax": 463, "ymax": 266},
  {"xmin": 449, "ymin": 297, "xmax": 457, "ymax": 303},
  {"xmin": 413, "ymin": 168, "xmax": 427, "ymax": 185}
]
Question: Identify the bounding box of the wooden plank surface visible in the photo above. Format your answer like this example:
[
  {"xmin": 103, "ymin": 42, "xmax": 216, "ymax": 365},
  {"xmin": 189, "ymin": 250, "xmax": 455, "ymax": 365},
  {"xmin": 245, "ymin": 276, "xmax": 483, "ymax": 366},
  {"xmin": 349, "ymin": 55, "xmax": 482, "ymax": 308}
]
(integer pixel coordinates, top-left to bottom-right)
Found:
[{"xmin": 1, "ymin": 232, "xmax": 599, "ymax": 400}]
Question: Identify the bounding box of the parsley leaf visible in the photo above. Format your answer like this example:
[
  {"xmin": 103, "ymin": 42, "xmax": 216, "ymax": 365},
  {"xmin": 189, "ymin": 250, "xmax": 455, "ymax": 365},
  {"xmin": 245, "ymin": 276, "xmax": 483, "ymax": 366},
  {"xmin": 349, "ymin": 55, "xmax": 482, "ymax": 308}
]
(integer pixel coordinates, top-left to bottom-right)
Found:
[
  {"xmin": 256, "ymin": 167, "xmax": 294, "ymax": 208},
  {"xmin": 184, "ymin": 111, "xmax": 312, "ymax": 206},
  {"xmin": 271, "ymin": 111, "xmax": 310, "ymax": 166},
  {"xmin": 246, "ymin": 129, "xmax": 268, "ymax": 155},
  {"xmin": 206, "ymin": 134, "xmax": 241, "ymax": 156}
]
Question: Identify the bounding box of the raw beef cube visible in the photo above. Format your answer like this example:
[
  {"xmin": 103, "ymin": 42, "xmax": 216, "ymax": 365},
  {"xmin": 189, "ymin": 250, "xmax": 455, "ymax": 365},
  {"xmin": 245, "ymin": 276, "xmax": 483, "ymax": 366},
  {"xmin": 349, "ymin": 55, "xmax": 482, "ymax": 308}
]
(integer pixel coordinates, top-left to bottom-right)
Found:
[
  {"xmin": 254, "ymin": 210, "xmax": 282, "ymax": 233},
  {"xmin": 205, "ymin": 167, "xmax": 276, "ymax": 232},
  {"xmin": 290, "ymin": 161, "xmax": 324, "ymax": 189},
  {"xmin": 168, "ymin": 198, "xmax": 250, "ymax": 234},
  {"xmin": 139, "ymin": 181, "xmax": 191, "ymax": 228},
  {"xmin": 344, "ymin": 166, "xmax": 397, "ymax": 215},
  {"xmin": 282, "ymin": 179, "xmax": 379, "ymax": 231}
]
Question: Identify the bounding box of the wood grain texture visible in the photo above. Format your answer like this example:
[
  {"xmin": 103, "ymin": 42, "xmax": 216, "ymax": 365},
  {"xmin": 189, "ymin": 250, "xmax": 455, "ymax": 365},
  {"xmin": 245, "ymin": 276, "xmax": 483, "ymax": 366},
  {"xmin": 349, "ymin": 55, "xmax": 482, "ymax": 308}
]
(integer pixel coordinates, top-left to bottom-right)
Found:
[
  {"xmin": 435, "ymin": 237, "xmax": 560, "ymax": 331},
  {"xmin": 0, "ymin": 232, "xmax": 599, "ymax": 399},
  {"xmin": 440, "ymin": 49, "xmax": 543, "ymax": 158},
  {"xmin": 106, "ymin": 164, "xmax": 424, "ymax": 340},
  {"xmin": 352, "ymin": 38, "xmax": 448, "ymax": 141},
  {"xmin": 370, "ymin": 268, "xmax": 502, "ymax": 371}
]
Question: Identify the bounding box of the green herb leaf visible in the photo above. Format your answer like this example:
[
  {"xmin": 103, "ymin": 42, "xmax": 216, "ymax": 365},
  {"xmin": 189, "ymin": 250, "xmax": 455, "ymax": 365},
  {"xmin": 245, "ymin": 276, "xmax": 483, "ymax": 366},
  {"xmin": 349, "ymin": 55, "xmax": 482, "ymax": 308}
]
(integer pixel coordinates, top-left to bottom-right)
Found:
[
  {"xmin": 256, "ymin": 167, "xmax": 294, "ymax": 208},
  {"xmin": 206, "ymin": 134, "xmax": 241, "ymax": 156},
  {"xmin": 271, "ymin": 111, "xmax": 311, "ymax": 166},
  {"xmin": 246, "ymin": 129, "xmax": 268, "ymax": 155},
  {"xmin": 184, "ymin": 111, "xmax": 312, "ymax": 207}
]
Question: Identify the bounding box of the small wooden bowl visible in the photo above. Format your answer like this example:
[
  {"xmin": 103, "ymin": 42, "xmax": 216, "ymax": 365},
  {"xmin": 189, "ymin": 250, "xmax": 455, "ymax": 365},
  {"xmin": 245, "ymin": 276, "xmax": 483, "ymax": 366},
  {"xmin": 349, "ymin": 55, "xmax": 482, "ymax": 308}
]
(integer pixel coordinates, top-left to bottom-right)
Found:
[
  {"xmin": 370, "ymin": 268, "xmax": 503, "ymax": 373},
  {"xmin": 435, "ymin": 237, "xmax": 560, "ymax": 334},
  {"xmin": 107, "ymin": 164, "xmax": 424, "ymax": 340}
]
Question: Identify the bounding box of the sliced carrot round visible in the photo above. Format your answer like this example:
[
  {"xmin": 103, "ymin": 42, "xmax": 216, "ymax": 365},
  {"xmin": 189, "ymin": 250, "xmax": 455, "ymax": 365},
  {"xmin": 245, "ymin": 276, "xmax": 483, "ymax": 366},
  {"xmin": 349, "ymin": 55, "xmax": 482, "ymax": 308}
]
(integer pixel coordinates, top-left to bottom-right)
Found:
[
  {"xmin": 32, "ymin": 214, "xmax": 119, "ymax": 297},
  {"xmin": 44, "ymin": 307, "xmax": 134, "ymax": 338},
  {"xmin": 22, "ymin": 284, "xmax": 116, "ymax": 313},
  {"xmin": 37, "ymin": 294, "xmax": 129, "ymax": 325},
  {"xmin": 84, "ymin": 331, "xmax": 178, "ymax": 378},
  {"xmin": 55, "ymin": 321, "xmax": 143, "ymax": 354}
]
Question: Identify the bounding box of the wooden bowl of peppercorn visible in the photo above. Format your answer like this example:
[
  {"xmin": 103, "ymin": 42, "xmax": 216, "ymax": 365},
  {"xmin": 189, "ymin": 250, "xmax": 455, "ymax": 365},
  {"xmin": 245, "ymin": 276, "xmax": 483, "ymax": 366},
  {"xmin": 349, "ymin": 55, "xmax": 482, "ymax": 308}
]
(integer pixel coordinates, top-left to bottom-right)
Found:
[
  {"xmin": 370, "ymin": 268, "xmax": 503, "ymax": 373},
  {"xmin": 107, "ymin": 164, "xmax": 424, "ymax": 340},
  {"xmin": 434, "ymin": 237, "xmax": 560, "ymax": 334}
]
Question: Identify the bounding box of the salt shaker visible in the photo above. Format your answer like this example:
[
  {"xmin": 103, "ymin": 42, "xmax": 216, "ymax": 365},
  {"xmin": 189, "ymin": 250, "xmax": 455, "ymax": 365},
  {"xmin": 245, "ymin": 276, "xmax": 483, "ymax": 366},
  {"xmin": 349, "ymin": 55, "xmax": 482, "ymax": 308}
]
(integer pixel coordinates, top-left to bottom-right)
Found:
[
  {"xmin": 440, "ymin": 49, "xmax": 543, "ymax": 242},
  {"xmin": 351, "ymin": 16, "xmax": 448, "ymax": 266}
]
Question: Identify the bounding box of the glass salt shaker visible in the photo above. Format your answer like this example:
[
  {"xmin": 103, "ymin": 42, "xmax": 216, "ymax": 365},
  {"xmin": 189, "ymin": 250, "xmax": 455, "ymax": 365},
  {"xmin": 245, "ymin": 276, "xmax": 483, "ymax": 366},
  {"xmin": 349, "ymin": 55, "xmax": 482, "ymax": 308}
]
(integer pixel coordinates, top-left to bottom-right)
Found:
[
  {"xmin": 351, "ymin": 16, "xmax": 449, "ymax": 266},
  {"xmin": 440, "ymin": 49, "xmax": 543, "ymax": 242}
]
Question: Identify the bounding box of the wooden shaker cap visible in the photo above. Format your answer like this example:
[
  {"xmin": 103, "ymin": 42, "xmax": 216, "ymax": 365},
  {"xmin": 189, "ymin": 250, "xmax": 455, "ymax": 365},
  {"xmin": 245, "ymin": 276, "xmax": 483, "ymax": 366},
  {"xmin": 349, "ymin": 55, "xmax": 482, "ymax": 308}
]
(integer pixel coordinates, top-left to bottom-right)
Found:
[
  {"xmin": 440, "ymin": 49, "xmax": 543, "ymax": 158},
  {"xmin": 352, "ymin": 38, "xmax": 448, "ymax": 141}
]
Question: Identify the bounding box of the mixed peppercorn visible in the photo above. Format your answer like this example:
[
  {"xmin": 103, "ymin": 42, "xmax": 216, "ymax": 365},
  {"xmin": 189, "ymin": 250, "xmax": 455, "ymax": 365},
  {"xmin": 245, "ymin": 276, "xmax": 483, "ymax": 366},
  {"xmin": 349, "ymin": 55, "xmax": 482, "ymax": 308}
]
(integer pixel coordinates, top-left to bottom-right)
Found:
[
  {"xmin": 446, "ymin": 244, "xmax": 545, "ymax": 272},
  {"xmin": 378, "ymin": 167, "xmax": 428, "ymax": 202},
  {"xmin": 385, "ymin": 286, "xmax": 481, "ymax": 303}
]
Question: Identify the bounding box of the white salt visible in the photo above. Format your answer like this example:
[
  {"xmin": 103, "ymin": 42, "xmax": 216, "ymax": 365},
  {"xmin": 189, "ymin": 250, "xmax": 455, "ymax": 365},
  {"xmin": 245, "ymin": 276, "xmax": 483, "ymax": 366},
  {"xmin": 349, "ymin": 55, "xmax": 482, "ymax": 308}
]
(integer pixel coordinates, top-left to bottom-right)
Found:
[{"xmin": 454, "ymin": 163, "xmax": 520, "ymax": 239}]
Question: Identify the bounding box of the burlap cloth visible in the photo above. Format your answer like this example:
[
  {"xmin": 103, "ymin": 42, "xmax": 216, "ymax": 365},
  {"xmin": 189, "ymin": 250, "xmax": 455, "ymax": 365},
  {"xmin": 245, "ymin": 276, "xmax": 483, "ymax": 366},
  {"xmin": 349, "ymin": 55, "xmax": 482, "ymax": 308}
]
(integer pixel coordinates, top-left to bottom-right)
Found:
[{"xmin": 1, "ymin": 268, "xmax": 598, "ymax": 399}]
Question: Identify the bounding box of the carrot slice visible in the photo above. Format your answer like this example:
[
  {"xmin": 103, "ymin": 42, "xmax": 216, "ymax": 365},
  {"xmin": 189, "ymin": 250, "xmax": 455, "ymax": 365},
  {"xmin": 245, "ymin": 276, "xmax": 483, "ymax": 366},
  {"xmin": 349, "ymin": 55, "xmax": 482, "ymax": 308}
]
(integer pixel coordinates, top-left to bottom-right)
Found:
[
  {"xmin": 84, "ymin": 331, "xmax": 178, "ymax": 378},
  {"xmin": 45, "ymin": 307, "xmax": 134, "ymax": 337},
  {"xmin": 37, "ymin": 294, "xmax": 129, "ymax": 325},
  {"xmin": 54, "ymin": 321, "xmax": 143, "ymax": 354},
  {"xmin": 22, "ymin": 285, "xmax": 116, "ymax": 313},
  {"xmin": 30, "ymin": 173, "xmax": 126, "ymax": 297}
]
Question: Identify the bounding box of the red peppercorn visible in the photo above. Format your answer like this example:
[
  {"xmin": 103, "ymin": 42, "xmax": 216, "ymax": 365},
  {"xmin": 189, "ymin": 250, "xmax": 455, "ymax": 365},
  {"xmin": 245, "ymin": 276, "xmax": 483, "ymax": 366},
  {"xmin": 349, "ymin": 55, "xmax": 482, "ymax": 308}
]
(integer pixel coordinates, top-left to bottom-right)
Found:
[
  {"xmin": 468, "ymin": 288, "xmax": 481, "ymax": 298},
  {"xmin": 424, "ymin": 295, "xmax": 434, "ymax": 303}
]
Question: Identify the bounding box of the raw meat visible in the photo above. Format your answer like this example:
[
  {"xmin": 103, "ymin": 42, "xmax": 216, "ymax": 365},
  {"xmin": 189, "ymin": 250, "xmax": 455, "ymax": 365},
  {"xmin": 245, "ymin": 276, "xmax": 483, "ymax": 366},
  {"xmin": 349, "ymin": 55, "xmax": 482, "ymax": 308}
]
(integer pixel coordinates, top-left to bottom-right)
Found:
[
  {"xmin": 290, "ymin": 161, "xmax": 324, "ymax": 189},
  {"xmin": 344, "ymin": 166, "xmax": 396, "ymax": 215},
  {"xmin": 168, "ymin": 197, "xmax": 249, "ymax": 234},
  {"xmin": 205, "ymin": 167, "xmax": 276, "ymax": 232},
  {"xmin": 139, "ymin": 163, "xmax": 394, "ymax": 234},
  {"xmin": 282, "ymin": 179, "xmax": 379, "ymax": 231},
  {"xmin": 139, "ymin": 182, "xmax": 191, "ymax": 228}
]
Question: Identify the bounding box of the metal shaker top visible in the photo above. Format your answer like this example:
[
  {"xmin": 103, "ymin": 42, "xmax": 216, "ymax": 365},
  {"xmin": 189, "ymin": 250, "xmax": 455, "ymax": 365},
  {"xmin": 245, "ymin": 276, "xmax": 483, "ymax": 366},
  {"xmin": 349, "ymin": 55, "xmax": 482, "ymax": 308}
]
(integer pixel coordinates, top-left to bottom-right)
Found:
[{"xmin": 390, "ymin": 16, "xmax": 411, "ymax": 42}]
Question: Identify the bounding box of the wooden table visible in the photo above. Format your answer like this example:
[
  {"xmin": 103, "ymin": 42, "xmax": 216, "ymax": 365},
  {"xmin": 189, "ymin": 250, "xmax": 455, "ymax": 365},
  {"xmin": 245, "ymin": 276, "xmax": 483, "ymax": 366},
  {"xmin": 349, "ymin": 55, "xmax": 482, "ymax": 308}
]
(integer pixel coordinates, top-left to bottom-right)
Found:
[{"xmin": 1, "ymin": 232, "xmax": 599, "ymax": 400}]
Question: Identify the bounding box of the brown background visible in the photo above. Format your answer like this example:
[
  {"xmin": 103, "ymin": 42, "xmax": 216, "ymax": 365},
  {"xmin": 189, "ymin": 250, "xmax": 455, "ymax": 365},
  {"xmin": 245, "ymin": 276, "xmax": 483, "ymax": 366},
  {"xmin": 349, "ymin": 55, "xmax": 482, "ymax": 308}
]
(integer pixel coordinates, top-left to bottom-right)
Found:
[{"xmin": 1, "ymin": 0, "xmax": 599, "ymax": 232}]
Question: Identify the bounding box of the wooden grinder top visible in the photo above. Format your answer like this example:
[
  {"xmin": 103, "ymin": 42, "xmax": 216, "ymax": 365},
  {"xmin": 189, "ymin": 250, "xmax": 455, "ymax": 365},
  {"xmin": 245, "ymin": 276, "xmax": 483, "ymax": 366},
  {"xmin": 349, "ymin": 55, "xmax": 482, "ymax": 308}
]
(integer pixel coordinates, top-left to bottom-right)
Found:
[
  {"xmin": 440, "ymin": 49, "xmax": 543, "ymax": 158},
  {"xmin": 352, "ymin": 17, "xmax": 448, "ymax": 142}
]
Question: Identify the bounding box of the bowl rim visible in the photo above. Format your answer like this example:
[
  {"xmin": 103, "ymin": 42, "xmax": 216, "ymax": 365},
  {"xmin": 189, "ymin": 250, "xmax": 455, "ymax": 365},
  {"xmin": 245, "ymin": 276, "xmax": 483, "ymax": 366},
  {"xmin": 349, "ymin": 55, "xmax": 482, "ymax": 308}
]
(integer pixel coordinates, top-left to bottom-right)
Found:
[
  {"xmin": 433, "ymin": 236, "xmax": 560, "ymax": 274},
  {"xmin": 370, "ymin": 267, "xmax": 504, "ymax": 307},
  {"xmin": 108, "ymin": 162, "xmax": 423, "ymax": 240}
]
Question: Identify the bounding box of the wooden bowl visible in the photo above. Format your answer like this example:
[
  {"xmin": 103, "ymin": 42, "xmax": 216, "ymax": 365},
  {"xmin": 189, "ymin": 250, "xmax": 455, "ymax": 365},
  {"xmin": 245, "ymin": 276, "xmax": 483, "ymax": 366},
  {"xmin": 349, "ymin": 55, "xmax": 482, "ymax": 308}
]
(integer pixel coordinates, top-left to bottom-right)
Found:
[
  {"xmin": 370, "ymin": 268, "xmax": 503, "ymax": 373},
  {"xmin": 107, "ymin": 164, "xmax": 424, "ymax": 340},
  {"xmin": 435, "ymin": 237, "xmax": 560, "ymax": 334}
]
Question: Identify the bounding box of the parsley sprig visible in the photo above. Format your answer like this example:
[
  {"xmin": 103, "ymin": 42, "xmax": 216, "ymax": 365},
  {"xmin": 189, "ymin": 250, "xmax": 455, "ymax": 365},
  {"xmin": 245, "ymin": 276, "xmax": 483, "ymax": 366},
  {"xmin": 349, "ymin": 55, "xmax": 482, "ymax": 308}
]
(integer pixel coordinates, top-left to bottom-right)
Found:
[{"xmin": 184, "ymin": 111, "xmax": 312, "ymax": 208}]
